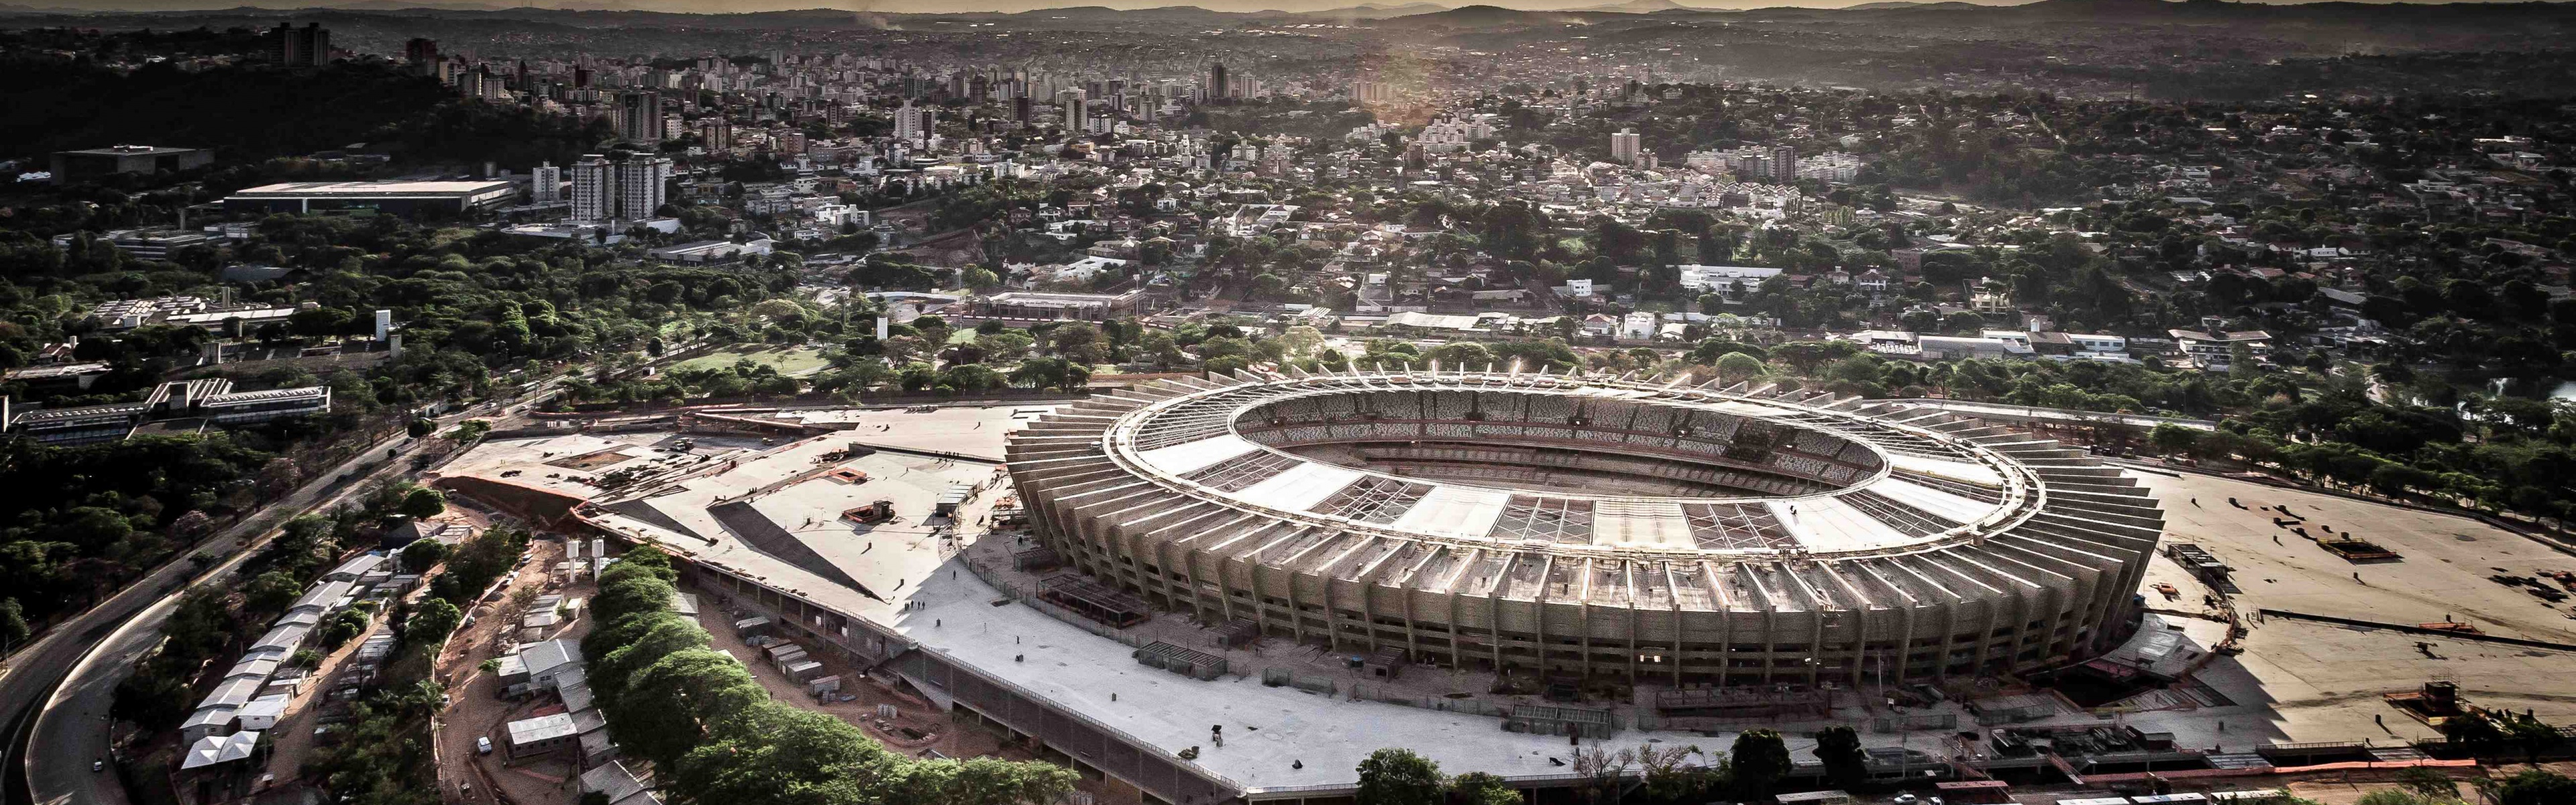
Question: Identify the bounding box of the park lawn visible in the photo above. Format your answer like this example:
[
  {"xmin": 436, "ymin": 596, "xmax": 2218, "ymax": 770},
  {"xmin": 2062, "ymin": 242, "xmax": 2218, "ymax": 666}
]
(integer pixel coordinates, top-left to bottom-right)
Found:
[{"xmin": 672, "ymin": 343, "xmax": 835, "ymax": 378}]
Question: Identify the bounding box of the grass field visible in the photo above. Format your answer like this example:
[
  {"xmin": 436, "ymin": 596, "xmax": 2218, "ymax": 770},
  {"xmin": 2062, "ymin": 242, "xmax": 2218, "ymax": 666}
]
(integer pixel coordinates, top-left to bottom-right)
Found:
[{"xmin": 672, "ymin": 343, "xmax": 834, "ymax": 377}]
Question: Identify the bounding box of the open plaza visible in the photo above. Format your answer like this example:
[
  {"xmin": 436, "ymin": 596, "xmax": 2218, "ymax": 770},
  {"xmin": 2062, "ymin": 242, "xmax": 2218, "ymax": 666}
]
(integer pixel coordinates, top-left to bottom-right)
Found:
[{"xmin": 427, "ymin": 380, "xmax": 2576, "ymax": 805}]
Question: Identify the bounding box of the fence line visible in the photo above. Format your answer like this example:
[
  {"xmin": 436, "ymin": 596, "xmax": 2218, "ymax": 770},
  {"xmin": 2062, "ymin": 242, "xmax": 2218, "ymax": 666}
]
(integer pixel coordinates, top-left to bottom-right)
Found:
[{"xmin": 959, "ymin": 555, "xmax": 1152, "ymax": 649}]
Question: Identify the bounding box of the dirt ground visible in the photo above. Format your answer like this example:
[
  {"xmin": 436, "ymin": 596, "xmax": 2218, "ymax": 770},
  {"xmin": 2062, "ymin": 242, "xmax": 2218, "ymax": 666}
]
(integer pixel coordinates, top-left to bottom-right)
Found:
[
  {"xmin": 695, "ymin": 596, "xmax": 953, "ymax": 755},
  {"xmin": 433, "ymin": 537, "xmax": 580, "ymax": 805}
]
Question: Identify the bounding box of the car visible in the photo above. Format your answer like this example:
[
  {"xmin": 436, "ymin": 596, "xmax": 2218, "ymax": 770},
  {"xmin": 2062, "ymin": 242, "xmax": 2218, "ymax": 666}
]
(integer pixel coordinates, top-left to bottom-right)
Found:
[
  {"xmin": 1892, "ymin": 796, "xmax": 1918, "ymax": 805},
  {"xmin": 475, "ymin": 737, "xmax": 493, "ymax": 755},
  {"xmin": 91, "ymin": 759, "xmax": 104, "ymax": 772}
]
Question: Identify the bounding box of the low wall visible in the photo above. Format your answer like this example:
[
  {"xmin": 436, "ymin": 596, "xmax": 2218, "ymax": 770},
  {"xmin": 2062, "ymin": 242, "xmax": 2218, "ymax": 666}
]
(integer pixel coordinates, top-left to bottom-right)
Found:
[{"xmin": 434, "ymin": 475, "xmax": 590, "ymax": 529}]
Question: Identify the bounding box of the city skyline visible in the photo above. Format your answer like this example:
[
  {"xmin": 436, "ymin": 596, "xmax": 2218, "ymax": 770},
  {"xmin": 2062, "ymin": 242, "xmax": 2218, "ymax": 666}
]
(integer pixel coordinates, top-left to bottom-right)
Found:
[{"xmin": 7, "ymin": 0, "xmax": 2564, "ymax": 15}]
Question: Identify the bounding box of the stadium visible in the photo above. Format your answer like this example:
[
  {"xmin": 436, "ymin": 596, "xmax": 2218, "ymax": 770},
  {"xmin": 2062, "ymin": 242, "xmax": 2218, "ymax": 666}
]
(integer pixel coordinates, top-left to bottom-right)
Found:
[{"xmin": 1006, "ymin": 368, "xmax": 2166, "ymax": 687}]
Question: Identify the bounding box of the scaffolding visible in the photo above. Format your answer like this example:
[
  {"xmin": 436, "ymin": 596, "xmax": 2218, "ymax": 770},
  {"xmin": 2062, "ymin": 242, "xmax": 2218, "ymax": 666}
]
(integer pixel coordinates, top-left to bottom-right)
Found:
[
  {"xmin": 1216, "ymin": 619, "xmax": 1261, "ymax": 648},
  {"xmin": 1036, "ymin": 574, "xmax": 1151, "ymax": 628},
  {"xmin": 1135, "ymin": 641, "xmax": 1228, "ymax": 680},
  {"xmin": 1654, "ymin": 684, "xmax": 1832, "ymax": 719},
  {"xmin": 1010, "ymin": 545, "xmax": 1063, "ymax": 572},
  {"xmin": 1502, "ymin": 704, "xmax": 1619, "ymax": 739}
]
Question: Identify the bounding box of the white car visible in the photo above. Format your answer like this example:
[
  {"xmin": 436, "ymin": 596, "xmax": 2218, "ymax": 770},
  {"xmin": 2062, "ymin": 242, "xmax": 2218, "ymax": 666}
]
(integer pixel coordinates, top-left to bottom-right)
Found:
[{"xmin": 475, "ymin": 737, "xmax": 493, "ymax": 755}]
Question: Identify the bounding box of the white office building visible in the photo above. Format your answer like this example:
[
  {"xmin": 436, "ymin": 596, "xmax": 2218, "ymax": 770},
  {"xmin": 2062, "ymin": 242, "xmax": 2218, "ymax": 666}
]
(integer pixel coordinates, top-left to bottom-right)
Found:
[
  {"xmin": 531, "ymin": 162, "xmax": 562, "ymax": 205},
  {"xmin": 893, "ymin": 100, "xmax": 932, "ymax": 143},
  {"xmin": 1058, "ymin": 89, "xmax": 1087, "ymax": 132}
]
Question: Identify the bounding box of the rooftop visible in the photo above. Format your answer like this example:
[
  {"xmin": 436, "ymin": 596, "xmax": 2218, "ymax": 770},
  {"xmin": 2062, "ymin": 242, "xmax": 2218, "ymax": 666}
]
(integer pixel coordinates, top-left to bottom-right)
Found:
[
  {"xmin": 506, "ymin": 712, "xmax": 580, "ymax": 745},
  {"xmin": 229, "ymin": 179, "xmax": 515, "ymax": 197}
]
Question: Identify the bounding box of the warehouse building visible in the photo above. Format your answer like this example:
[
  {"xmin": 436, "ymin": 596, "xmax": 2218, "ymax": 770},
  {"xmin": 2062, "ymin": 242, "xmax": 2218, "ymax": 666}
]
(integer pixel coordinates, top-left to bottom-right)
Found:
[{"xmin": 223, "ymin": 179, "xmax": 517, "ymax": 217}]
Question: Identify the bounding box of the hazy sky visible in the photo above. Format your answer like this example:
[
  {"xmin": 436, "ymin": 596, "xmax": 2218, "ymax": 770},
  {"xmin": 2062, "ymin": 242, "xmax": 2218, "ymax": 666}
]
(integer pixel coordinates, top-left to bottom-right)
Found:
[{"xmin": 10, "ymin": 0, "xmax": 2536, "ymax": 15}]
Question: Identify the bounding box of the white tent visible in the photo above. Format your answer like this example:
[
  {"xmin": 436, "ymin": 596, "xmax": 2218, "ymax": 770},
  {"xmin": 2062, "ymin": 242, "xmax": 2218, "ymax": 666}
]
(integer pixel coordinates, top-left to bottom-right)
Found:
[{"xmin": 180, "ymin": 731, "xmax": 261, "ymax": 770}]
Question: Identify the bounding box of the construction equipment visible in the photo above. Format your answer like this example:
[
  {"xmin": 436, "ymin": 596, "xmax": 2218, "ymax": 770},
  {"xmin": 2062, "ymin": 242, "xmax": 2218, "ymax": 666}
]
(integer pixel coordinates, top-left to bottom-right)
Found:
[{"xmin": 843, "ymin": 500, "xmax": 897, "ymax": 525}]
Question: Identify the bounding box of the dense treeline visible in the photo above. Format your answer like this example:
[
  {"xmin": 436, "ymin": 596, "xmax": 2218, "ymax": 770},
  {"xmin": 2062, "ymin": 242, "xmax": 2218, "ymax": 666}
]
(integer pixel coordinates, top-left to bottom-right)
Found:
[
  {"xmin": 582, "ymin": 547, "xmax": 1078, "ymax": 805},
  {"xmin": 0, "ymin": 435, "xmax": 275, "ymax": 627},
  {"xmin": 0, "ymin": 59, "xmax": 453, "ymax": 168}
]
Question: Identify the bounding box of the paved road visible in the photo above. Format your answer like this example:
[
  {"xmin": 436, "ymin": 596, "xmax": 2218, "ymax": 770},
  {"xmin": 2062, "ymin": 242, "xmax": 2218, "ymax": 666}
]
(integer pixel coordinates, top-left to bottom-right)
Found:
[{"xmin": 11, "ymin": 424, "xmax": 446, "ymax": 805}]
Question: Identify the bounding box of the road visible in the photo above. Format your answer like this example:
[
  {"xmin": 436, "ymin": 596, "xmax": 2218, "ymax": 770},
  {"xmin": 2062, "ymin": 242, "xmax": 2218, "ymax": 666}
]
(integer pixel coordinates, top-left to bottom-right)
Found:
[{"xmin": 7, "ymin": 423, "xmax": 450, "ymax": 805}]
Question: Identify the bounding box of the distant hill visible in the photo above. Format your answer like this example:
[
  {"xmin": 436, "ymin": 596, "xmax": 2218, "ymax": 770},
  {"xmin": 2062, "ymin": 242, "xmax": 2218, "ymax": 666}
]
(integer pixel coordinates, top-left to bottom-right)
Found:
[
  {"xmin": 320, "ymin": 0, "xmax": 516, "ymax": 9},
  {"xmin": 1573, "ymin": 0, "xmax": 1690, "ymax": 11},
  {"xmin": 1304, "ymin": 1, "xmax": 1448, "ymax": 17},
  {"xmin": 1375, "ymin": 3, "xmax": 1579, "ymax": 25}
]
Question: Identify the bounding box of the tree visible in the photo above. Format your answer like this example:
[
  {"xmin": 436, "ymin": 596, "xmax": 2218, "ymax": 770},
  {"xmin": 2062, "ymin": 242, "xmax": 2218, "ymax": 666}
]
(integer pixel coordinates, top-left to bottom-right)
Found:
[
  {"xmin": 1729, "ymin": 729, "xmax": 1792, "ymax": 797},
  {"xmin": 400, "ymin": 538, "xmax": 452, "ymax": 573},
  {"xmin": 1449, "ymin": 772, "xmax": 1522, "ymax": 805},
  {"xmin": 0, "ymin": 598, "xmax": 26, "ymax": 649},
  {"xmin": 1008, "ymin": 358, "xmax": 1089, "ymax": 392},
  {"xmin": 317, "ymin": 608, "xmax": 370, "ymax": 649},
  {"xmin": 169, "ymin": 510, "xmax": 214, "ymax": 543},
  {"xmin": 1715, "ymin": 352, "xmax": 1766, "ymax": 385},
  {"xmin": 937, "ymin": 364, "xmax": 1001, "ymax": 394},
  {"xmin": 2393, "ymin": 767, "xmax": 2458, "ymax": 802},
  {"xmin": 111, "ymin": 669, "xmax": 193, "ymax": 729},
  {"xmin": 1571, "ymin": 745, "xmax": 1634, "ymax": 804},
  {"xmin": 1635, "ymin": 743, "xmax": 1707, "ymax": 802},
  {"xmin": 1281, "ymin": 325, "xmax": 1326, "ymax": 358},
  {"xmin": 1355, "ymin": 748, "xmax": 1446, "ymax": 805},
  {"xmin": 593, "ymin": 574, "xmax": 682, "ymax": 630},
  {"xmin": 592, "ymin": 612, "xmax": 712, "ymax": 703},
  {"xmin": 904, "ymin": 757, "xmax": 1081, "ymax": 805},
  {"xmin": 407, "ymin": 597, "xmax": 462, "ymax": 649},
  {"xmin": 400, "ymin": 487, "xmax": 447, "ymax": 519},
  {"xmin": 258, "ymin": 457, "xmax": 302, "ymax": 497},
  {"xmin": 244, "ymin": 570, "xmax": 303, "ymax": 614},
  {"xmin": 2149, "ymin": 423, "xmax": 2200, "ymax": 454},
  {"xmin": 672, "ymin": 702, "xmax": 909, "ymax": 805},
  {"xmin": 1815, "ymin": 726, "xmax": 1864, "ymax": 786},
  {"xmin": 2480, "ymin": 769, "xmax": 2576, "ymax": 805},
  {"xmin": 407, "ymin": 417, "xmax": 436, "ymax": 437}
]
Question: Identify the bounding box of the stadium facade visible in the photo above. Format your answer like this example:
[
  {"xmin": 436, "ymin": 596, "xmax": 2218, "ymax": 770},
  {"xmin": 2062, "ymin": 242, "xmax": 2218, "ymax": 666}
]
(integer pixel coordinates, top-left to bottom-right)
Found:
[{"xmin": 1006, "ymin": 368, "xmax": 2165, "ymax": 686}]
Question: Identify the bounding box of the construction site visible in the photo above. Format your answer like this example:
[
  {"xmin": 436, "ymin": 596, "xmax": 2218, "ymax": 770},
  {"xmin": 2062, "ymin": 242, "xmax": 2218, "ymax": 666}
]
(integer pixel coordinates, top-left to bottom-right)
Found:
[{"xmin": 421, "ymin": 372, "xmax": 2576, "ymax": 805}]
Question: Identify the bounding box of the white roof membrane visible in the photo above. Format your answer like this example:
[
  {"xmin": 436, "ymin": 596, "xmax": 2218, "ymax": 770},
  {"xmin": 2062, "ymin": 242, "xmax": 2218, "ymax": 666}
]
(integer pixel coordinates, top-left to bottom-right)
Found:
[
  {"xmin": 1236, "ymin": 463, "xmax": 1367, "ymax": 513},
  {"xmin": 1389, "ymin": 486, "xmax": 1511, "ymax": 539},
  {"xmin": 1136, "ymin": 435, "xmax": 1260, "ymax": 477}
]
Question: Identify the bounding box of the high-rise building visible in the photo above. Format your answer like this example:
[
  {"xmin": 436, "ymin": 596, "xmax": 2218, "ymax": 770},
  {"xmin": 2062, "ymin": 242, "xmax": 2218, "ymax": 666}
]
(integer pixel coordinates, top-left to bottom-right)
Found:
[
  {"xmin": 402, "ymin": 38, "xmax": 438, "ymax": 66},
  {"xmin": 531, "ymin": 162, "xmax": 561, "ymax": 205},
  {"xmin": 1207, "ymin": 62, "xmax": 1229, "ymax": 102},
  {"xmin": 1057, "ymin": 89, "xmax": 1087, "ymax": 132},
  {"xmin": 615, "ymin": 91, "xmax": 665, "ymax": 144},
  {"xmin": 1013, "ymin": 95, "xmax": 1033, "ymax": 123},
  {"xmin": 893, "ymin": 99, "xmax": 932, "ymax": 143},
  {"xmin": 273, "ymin": 22, "xmax": 329, "ymax": 68},
  {"xmin": 1770, "ymin": 144, "xmax": 1799, "ymax": 182},
  {"xmin": 1611, "ymin": 128, "xmax": 1642, "ymax": 166},
  {"xmin": 570, "ymin": 152, "xmax": 671, "ymax": 223},
  {"xmin": 698, "ymin": 117, "xmax": 733, "ymax": 152}
]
